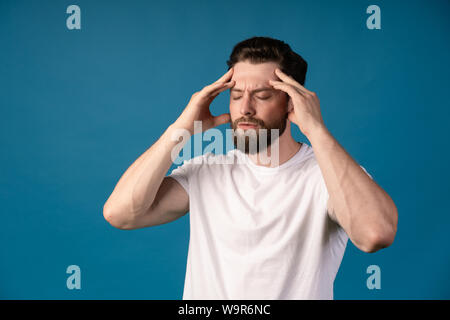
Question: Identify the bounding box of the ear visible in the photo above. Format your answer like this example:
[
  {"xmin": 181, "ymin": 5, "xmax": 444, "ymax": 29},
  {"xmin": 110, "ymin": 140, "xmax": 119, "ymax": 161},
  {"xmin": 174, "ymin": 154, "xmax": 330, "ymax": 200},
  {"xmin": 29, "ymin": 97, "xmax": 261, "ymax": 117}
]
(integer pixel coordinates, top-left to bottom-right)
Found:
[{"xmin": 287, "ymin": 96, "xmax": 294, "ymax": 112}]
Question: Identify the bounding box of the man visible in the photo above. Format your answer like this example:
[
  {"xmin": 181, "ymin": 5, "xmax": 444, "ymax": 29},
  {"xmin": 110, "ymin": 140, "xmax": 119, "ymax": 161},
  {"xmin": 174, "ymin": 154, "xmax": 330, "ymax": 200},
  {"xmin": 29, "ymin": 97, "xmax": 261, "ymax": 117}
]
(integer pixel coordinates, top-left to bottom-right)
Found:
[{"xmin": 103, "ymin": 36, "xmax": 398, "ymax": 300}]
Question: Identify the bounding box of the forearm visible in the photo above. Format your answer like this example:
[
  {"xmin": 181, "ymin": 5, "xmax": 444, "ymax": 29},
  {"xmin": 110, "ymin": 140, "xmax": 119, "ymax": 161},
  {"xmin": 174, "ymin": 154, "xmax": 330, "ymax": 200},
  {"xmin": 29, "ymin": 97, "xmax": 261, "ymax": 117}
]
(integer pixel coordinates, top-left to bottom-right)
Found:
[
  {"xmin": 308, "ymin": 126, "xmax": 398, "ymax": 252},
  {"xmin": 104, "ymin": 123, "xmax": 189, "ymax": 221}
]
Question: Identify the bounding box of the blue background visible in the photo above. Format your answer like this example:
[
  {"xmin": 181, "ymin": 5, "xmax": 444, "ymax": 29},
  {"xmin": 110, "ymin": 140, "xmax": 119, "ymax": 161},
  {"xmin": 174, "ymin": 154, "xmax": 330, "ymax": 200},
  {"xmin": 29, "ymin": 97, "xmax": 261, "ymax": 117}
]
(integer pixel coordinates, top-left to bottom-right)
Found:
[{"xmin": 1, "ymin": 0, "xmax": 449, "ymax": 299}]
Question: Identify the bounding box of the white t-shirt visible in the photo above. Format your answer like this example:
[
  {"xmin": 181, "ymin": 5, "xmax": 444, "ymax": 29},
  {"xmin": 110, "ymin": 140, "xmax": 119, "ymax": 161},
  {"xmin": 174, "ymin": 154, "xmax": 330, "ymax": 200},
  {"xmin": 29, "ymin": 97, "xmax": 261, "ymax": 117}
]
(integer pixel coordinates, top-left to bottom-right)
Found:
[{"xmin": 168, "ymin": 142, "xmax": 372, "ymax": 300}]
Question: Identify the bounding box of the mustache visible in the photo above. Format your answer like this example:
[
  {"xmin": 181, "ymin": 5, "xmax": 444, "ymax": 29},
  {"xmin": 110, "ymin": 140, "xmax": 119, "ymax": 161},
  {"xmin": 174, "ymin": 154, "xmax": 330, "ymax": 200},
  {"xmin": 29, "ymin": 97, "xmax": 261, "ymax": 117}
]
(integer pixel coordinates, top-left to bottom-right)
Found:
[{"xmin": 233, "ymin": 117, "xmax": 265, "ymax": 127}]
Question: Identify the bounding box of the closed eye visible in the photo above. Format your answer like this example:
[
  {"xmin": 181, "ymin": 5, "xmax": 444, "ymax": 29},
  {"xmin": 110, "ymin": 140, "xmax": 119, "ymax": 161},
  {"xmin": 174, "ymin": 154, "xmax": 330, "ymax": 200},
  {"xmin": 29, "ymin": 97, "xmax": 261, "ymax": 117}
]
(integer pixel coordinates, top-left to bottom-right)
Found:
[{"xmin": 232, "ymin": 96, "xmax": 271, "ymax": 100}]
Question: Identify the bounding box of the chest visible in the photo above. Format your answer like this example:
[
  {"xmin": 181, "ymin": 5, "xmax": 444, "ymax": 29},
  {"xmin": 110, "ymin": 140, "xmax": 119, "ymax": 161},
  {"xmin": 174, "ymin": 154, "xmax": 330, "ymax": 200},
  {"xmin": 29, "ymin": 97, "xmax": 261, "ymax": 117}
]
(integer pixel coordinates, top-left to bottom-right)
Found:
[{"xmin": 191, "ymin": 165, "xmax": 323, "ymax": 226}]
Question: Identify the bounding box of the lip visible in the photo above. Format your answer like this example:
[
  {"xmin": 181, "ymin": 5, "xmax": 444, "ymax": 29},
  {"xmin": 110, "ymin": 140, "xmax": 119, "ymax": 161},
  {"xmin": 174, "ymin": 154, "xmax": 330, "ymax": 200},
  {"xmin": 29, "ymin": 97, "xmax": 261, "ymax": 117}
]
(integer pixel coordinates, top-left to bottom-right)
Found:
[{"xmin": 238, "ymin": 123, "xmax": 258, "ymax": 129}]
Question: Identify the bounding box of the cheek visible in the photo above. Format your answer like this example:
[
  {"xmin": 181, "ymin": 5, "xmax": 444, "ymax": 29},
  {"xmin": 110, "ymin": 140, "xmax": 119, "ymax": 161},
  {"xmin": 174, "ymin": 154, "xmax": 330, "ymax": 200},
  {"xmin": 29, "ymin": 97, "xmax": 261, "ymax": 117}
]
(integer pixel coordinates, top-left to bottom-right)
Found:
[
  {"xmin": 228, "ymin": 102, "xmax": 241, "ymax": 124},
  {"xmin": 266, "ymin": 96, "xmax": 289, "ymax": 113},
  {"xmin": 229, "ymin": 100, "xmax": 239, "ymax": 115}
]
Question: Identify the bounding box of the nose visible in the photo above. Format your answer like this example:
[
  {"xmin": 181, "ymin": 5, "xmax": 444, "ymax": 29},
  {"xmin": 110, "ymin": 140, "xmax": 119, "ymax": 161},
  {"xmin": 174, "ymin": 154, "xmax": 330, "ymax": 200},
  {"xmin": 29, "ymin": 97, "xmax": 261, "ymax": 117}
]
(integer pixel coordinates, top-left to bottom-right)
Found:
[{"xmin": 240, "ymin": 94, "xmax": 256, "ymax": 117}]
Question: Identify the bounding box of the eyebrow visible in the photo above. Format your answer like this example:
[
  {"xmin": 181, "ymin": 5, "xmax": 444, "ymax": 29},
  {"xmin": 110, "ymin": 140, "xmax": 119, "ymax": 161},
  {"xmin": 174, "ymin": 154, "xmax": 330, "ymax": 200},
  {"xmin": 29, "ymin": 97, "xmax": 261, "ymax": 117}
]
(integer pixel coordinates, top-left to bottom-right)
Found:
[{"xmin": 230, "ymin": 87, "xmax": 275, "ymax": 94}]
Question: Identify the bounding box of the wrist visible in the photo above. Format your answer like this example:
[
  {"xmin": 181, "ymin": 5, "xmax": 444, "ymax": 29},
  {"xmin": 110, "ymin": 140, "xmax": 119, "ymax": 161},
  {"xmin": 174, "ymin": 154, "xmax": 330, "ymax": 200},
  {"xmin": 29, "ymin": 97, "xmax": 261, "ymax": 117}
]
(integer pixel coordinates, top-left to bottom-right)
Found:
[
  {"xmin": 164, "ymin": 123, "xmax": 191, "ymax": 145},
  {"xmin": 170, "ymin": 119, "xmax": 193, "ymax": 134},
  {"xmin": 307, "ymin": 125, "xmax": 332, "ymax": 146}
]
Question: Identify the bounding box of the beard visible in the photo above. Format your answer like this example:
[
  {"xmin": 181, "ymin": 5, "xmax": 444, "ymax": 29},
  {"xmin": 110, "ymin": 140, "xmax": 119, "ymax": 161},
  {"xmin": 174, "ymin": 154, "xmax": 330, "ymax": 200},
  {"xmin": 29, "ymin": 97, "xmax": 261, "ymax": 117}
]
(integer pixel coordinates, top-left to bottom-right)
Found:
[{"xmin": 231, "ymin": 112, "xmax": 288, "ymax": 155}]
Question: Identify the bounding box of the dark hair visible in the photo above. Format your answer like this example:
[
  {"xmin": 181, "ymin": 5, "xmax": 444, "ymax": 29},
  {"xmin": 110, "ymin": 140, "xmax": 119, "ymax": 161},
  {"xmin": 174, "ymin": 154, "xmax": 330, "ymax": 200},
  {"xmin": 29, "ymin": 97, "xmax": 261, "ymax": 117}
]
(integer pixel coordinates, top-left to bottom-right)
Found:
[{"xmin": 226, "ymin": 36, "xmax": 308, "ymax": 85}]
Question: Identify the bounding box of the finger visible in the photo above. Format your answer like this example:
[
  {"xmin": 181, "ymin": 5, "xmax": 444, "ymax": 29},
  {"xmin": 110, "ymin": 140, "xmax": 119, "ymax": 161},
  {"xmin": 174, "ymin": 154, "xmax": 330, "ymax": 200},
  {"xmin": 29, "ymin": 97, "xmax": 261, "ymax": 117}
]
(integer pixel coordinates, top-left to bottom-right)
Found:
[
  {"xmin": 203, "ymin": 80, "xmax": 235, "ymax": 97},
  {"xmin": 204, "ymin": 68, "xmax": 234, "ymax": 96},
  {"xmin": 209, "ymin": 80, "xmax": 235, "ymax": 98},
  {"xmin": 269, "ymin": 81, "xmax": 304, "ymax": 100},
  {"xmin": 212, "ymin": 113, "xmax": 231, "ymax": 127},
  {"xmin": 270, "ymin": 79, "xmax": 308, "ymax": 98},
  {"xmin": 214, "ymin": 67, "xmax": 234, "ymax": 84},
  {"xmin": 274, "ymin": 68, "xmax": 313, "ymax": 95},
  {"xmin": 287, "ymin": 111, "xmax": 296, "ymax": 123},
  {"xmin": 287, "ymin": 97, "xmax": 294, "ymax": 112},
  {"xmin": 271, "ymin": 78, "xmax": 310, "ymax": 97}
]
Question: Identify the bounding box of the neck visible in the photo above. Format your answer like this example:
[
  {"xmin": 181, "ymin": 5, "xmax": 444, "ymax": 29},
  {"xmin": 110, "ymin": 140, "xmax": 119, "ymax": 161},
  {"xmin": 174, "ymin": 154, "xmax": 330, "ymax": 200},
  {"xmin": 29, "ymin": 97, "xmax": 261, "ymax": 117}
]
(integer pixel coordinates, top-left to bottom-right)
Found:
[{"xmin": 247, "ymin": 122, "xmax": 302, "ymax": 168}]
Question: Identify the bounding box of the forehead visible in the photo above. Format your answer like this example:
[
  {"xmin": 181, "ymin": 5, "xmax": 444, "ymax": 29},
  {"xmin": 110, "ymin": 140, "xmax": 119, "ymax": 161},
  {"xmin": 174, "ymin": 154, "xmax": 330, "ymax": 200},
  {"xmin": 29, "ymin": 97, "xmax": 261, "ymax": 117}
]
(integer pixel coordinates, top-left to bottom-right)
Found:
[{"xmin": 231, "ymin": 61, "xmax": 279, "ymax": 89}]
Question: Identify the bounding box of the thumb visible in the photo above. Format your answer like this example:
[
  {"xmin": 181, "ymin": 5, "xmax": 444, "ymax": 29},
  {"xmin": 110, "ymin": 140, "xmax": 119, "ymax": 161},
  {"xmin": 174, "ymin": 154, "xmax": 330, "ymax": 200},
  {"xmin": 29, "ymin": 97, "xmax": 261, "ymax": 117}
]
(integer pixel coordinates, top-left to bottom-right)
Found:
[
  {"xmin": 287, "ymin": 110, "xmax": 297, "ymax": 124},
  {"xmin": 287, "ymin": 98, "xmax": 294, "ymax": 113},
  {"xmin": 212, "ymin": 113, "xmax": 231, "ymax": 127}
]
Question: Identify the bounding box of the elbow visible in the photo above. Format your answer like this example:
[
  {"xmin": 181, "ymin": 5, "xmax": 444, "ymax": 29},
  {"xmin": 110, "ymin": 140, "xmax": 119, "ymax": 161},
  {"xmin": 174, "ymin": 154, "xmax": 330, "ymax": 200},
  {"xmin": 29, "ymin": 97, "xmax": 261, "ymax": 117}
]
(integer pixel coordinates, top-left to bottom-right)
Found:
[
  {"xmin": 359, "ymin": 204, "xmax": 398, "ymax": 253},
  {"xmin": 103, "ymin": 202, "xmax": 132, "ymax": 230},
  {"xmin": 359, "ymin": 232, "xmax": 394, "ymax": 253},
  {"xmin": 359, "ymin": 223, "xmax": 397, "ymax": 253}
]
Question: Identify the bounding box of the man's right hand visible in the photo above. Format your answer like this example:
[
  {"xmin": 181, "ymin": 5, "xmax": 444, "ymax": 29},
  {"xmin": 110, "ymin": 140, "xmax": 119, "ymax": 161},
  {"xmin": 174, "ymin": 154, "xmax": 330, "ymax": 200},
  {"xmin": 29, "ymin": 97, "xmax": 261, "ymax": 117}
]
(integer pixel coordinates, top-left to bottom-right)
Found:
[{"xmin": 173, "ymin": 68, "xmax": 235, "ymax": 135}]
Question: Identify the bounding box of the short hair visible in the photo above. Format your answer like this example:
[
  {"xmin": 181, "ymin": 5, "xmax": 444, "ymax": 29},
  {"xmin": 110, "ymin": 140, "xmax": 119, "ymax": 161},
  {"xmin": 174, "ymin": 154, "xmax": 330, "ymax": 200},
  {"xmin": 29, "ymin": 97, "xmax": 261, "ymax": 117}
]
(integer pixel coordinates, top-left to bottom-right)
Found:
[{"xmin": 226, "ymin": 36, "xmax": 308, "ymax": 85}]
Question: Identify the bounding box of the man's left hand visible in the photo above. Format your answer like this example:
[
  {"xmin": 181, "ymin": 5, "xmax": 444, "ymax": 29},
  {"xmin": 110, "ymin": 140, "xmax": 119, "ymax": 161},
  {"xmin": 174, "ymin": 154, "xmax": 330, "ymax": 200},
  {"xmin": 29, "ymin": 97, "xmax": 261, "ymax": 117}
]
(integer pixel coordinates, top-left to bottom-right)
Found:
[{"xmin": 269, "ymin": 68, "xmax": 326, "ymax": 139}]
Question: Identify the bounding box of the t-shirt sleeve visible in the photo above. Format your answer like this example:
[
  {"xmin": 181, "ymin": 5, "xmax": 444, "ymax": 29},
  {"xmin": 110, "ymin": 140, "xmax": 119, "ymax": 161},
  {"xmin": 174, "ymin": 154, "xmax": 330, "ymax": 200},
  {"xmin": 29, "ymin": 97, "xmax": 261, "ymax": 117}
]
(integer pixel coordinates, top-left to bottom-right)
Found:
[
  {"xmin": 167, "ymin": 160, "xmax": 191, "ymax": 194},
  {"xmin": 166, "ymin": 153, "xmax": 212, "ymax": 194},
  {"xmin": 359, "ymin": 164, "xmax": 373, "ymax": 180}
]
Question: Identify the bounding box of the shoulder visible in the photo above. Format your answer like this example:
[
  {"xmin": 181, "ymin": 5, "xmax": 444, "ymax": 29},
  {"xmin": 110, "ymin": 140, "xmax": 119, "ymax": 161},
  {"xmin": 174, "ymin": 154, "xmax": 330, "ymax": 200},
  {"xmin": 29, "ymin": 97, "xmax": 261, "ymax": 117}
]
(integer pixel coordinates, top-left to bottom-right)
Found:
[
  {"xmin": 302, "ymin": 144, "xmax": 373, "ymax": 180},
  {"xmin": 295, "ymin": 143, "xmax": 320, "ymax": 173}
]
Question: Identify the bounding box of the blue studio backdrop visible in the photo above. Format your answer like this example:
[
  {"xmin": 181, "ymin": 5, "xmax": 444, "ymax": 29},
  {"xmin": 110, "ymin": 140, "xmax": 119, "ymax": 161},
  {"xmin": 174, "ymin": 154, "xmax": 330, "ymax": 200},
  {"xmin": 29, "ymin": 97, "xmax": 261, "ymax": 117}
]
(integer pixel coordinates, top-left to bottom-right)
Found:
[{"xmin": 1, "ymin": 0, "xmax": 449, "ymax": 299}]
